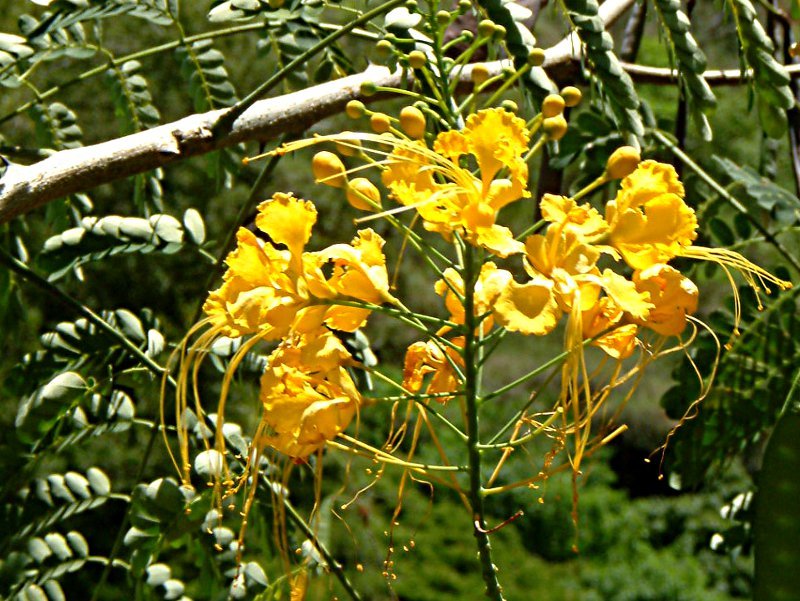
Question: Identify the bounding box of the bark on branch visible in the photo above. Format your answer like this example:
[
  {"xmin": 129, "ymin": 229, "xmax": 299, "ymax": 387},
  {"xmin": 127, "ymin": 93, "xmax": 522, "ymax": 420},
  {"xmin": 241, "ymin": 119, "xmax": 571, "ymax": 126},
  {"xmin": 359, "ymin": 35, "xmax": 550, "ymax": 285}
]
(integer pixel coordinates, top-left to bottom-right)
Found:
[{"xmin": 0, "ymin": 0, "xmax": 636, "ymax": 224}]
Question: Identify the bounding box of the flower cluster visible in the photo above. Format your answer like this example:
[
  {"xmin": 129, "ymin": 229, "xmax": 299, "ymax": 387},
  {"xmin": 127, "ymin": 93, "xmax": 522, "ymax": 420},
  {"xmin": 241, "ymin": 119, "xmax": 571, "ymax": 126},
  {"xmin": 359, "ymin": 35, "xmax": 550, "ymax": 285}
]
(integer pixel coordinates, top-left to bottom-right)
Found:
[
  {"xmin": 168, "ymin": 95, "xmax": 791, "ymax": 539},
  {"xmin": 170, "ymin": 192, "xmax": 397, "ymax": 484},
  {"xmin": 284, "ymin": 104, "xmax": 791, "ymax": 473}
]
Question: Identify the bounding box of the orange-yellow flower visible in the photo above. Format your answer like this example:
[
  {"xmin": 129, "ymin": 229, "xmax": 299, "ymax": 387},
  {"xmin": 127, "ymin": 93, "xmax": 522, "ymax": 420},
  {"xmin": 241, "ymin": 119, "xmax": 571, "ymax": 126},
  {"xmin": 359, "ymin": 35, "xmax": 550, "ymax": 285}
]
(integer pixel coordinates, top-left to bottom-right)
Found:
[
  {"xmin": 379, "ymin": 108, "xmax": 530, "ymax": 257},
  {"xmin": 258, "ymin": 330, "xmax": 360, "ymax": 459},
  {"xmin": 632, "ymin": 264, "xmax": 698, "ymax": 336},
  {"xmin": 604, "ymin": 161, "xmax": 697, "ymax": 270}
]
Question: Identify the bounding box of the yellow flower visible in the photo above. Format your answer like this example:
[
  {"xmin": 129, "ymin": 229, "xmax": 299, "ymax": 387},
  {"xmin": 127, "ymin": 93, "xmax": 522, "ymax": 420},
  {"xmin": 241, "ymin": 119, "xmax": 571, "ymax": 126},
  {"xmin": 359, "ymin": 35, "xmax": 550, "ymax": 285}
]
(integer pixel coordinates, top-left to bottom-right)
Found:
[
  {"xmin": 493, "ymin": 278, "xmax": 561, "ymax": 336},
  {"xmin": 434, "ymin": 262, "xmax": 511, "ymax": 328},
  {"xmin": 378, "ymin": 108, "xmax": 530, "ymax": 256},
  {"xmin": 539, "ymin": 194, "xmax": 609, "ymax": 241},
  {"xmin": 632, "ymin": 264, "xmax": 698, "ymax": 336},
  {"xmin": 402, "ymin": 336, "xmax": 464, "ymax": 400},
  {"xmin": 258, "ymin": 329, "xmax": 360, "ymax": 459},
  {"xmin": 203, "ymin": 227, "xmax": 302, "ymax": 340},
  {"xmin": 605, "ymin": 161, "xmax": 697, "ymax": 270}
]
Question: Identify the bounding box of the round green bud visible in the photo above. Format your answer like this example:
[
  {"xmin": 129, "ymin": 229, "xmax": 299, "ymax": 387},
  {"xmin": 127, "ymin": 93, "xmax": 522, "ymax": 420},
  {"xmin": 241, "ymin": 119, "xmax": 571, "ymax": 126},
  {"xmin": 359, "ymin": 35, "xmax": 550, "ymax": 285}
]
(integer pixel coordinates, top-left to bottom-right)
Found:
[
  {"xmin": 501, "ymin": 99, "xmax": 518, "ymax": 113},
  {"xmin": 527, "ymin": 48, "xmax": 545, "ymax": 66},
  {"xmin": 405, "ymin": 0, "xmax": 417, "ymax": 9},
  {"xmin": 460, "ymin": 29, "xmax": 474, "ymax": 42},
  {"xmin": 370, "ymin": 113, "xmax": 392, "ymax": 134},
  {"xmin": 541, "ymin": 94, "xmax": 565, "ymax": 118},
  {"xmin": 542, "ymin": 115, "xmax": 568, "ymax": 141},
  {"xmin": 471, "ymin": 64, "xmax": 490, "ymax": 86},
  {"xmin": 478, "ymin": 19, "xmax": 495, "ymax": 38},
  {"xmin": 407, "ymin": 50, "xmax": 427, "ymax": 70},
  {"xmin": 436, "ymin": 10, "xmax": 450, "ymax": 25},
  {"xmin": 492, "ymin": 24, "xmax": 506, "ymax": 40},
  {"xmin": 458, "ymin": 0, "xmax": 472, "ymax": 12},
  {"xmin": 375, "ymin": 39, "xmax": 393, "ymax": 59},
  {"xmin": 346, "ymin": 100, "xmax": 366, "ymax": 119},
  {"xmin": 360, "ymin": 81, "xmax": 378, "ymax": 97},
  {"xmin": 267, "ymin": 0, "xmax": 284, "ymax": 8}
]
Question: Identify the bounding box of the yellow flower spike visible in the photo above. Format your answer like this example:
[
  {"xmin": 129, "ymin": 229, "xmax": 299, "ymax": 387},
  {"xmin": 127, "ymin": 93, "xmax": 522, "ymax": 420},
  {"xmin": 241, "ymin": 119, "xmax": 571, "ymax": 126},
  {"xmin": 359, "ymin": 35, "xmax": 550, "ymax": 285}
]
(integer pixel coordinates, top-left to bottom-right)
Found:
[
  {"xmin": 539, "ymin": 194, "xmax": 609, "ymax": 240},
  {"xmin": 402, "ymin": 338, "xmax": 464, "ymax": 400},
  {"xmin": 370, "ymin": 113, "xmax": 393, "ymax": 134},
  {"xmin": 542, "ymin": 115, "xmax": 568, "ymax": 141},
  {"xmin": 346, "ymin": 177, "xmax": 382, "ymax": 212},
  {"xmin": 399, "ymin": 106, "xmax": 427, "ymax": 140},
  {"xmin": 560, "ymin": 86, "xmax": 582, "ymax": 107},
  {"xmin": 541, "ymin": 94, "xmax": 565, "ymax": 118},
  {"xmin": 633, "ymin": 264, "xmax": 698, "ymax": 336},
  {"xmin": 435, "ymin": 263, "xmax": 512, "ymax": 327},
  {"xmin": 605, "ymin": 162, "xmax": 697, "ymax": 270},
  {"xmin": 598, "ymin": 269, "xmax": 653, "ymax": 321},
  {"xmin": 311, "ymin": 151, "xmax": 348, "ymax": 188},
  {"xmin": 605, "ymin": 146, "xmax": 641, "ymax": 180}
]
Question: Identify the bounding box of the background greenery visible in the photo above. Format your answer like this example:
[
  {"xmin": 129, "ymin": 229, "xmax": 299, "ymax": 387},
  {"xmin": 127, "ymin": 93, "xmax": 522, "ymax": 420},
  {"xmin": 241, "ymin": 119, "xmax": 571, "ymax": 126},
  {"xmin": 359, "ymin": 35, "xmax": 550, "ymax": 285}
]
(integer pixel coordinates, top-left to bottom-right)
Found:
[{"xmin": 1, "ymin": 0, "xmax": 798, "ymax": 599}]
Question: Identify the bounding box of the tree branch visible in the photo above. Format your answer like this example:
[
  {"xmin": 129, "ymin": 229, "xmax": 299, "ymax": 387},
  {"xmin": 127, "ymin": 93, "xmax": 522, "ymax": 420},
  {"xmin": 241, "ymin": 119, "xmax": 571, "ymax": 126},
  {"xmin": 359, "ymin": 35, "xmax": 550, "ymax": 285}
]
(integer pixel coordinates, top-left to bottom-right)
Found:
[{"xmin": 0, "ymin": 0, "xmax": 636, "ymax": 225}]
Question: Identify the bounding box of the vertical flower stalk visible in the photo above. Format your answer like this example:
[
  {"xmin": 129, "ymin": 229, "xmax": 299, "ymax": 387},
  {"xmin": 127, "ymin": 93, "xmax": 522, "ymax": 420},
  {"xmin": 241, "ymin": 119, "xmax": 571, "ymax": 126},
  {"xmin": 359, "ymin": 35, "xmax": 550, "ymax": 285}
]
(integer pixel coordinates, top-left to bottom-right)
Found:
[{"xmin": 462, "ymin": 242, "xmax": 506, "ymax": 601}]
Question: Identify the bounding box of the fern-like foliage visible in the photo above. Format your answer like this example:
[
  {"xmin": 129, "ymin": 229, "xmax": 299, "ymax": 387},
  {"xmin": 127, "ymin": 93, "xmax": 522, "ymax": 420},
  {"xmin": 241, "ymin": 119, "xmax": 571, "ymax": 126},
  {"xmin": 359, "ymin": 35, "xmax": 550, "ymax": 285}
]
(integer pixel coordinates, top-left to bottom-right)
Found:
[
  {"xmin": 661, "ymin": 285, "xmax": 798, "ymax": 489},
  {"xmin": 474, "ymin": 0, "xmax": 557, "ymax": 101},
  {"xmin": 651, "ymin": 0, "xmax": 716, "ymax": 136},
  {"xmin": 726, "ymin": 0, "xmax": 794, "ymax": 138},
  {"xmin": 38, "ymin": 211, "xmax": 206, "ymax": 282},
  {"xmin": 559, "ymin": 0, "xmax": 644, "ymax": 137}
]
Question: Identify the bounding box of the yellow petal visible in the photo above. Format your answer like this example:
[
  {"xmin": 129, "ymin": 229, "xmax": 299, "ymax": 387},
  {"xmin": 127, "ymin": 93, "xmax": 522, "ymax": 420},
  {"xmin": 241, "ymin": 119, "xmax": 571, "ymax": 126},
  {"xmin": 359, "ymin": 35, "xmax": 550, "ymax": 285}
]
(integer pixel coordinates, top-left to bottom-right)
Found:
[
  {"xmin": 600, "ymin": 269, "xmax": 653, "ymax": 321},
  {"xmin": 494, "ymin": 279, "xmax": 561, "ymax": 335},
  {"xmin": 633, "ymin": 264, "xmax": 698, "ymax": 336},
  {"xmin": 255, "ymin": 193, "xmax": 317, "ymax": 260}
]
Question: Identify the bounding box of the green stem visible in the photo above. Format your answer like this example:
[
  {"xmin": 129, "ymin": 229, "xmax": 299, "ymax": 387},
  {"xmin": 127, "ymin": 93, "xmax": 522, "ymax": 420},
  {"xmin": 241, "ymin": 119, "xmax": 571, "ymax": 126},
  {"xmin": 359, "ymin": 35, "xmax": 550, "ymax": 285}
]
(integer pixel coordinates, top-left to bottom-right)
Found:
[
  {"xmin": 462, "ymin": 245, "xmax": 505, "ymax": 601},
  {"xmin": 281, "ymin": 493, "xmax": 364, "ymax": 601},
  {"xmin": 215, "ymin": 0, "xmax": 406, "ymax": 133},
  {"xmin": 0, "ymin": 248, "xmax": 169, "ymax": 381}
]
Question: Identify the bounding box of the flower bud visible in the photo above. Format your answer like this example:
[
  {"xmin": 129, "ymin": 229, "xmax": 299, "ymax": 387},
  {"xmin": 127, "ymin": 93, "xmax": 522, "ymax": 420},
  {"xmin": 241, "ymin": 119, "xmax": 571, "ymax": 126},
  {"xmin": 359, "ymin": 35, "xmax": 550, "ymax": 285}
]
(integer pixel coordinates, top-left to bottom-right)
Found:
[
  {"xmin": 407, "ymin": 50, "xmax": 427, "ymax": 70},
  {"xmin": 312, "ymin": 151, "xmax": 347, "ymax": 188},
  {"xmin": 335, "ymin": 134, "xmax": 362, "ymax": 157},
  {"xmin": 460, "ymin": 29, "xmax": 474, "ymax": 42},
  {"xmin": 501, "ymin": 99, "xmax": 518, "ymax": 113},
  {"xmin": 436, "ymin": 10, "xmax": 450, "ymax": 25},
  {"xmin": 561, "ymin": 86, "xmax": 582, "ymax": 107},
  {"xmin": 346, "ymin": 178, "xmax": 382, "ymax": 211},
  {"xmin": 492, "ymin": 24, "xmax": 506, "ymax": 40},
  {"xmin": 458, "ymin": 0, "xmax": 471, "ymax": 12},
  {"xmin": 360, "ymin": 81, "xmax": 378, "ymax": 97},
  {"xmin": 471, "ymin": 64, "xmax": 490, "ymax": 87},
  {"xmin": 268, "ymin": 0, "xmax": 284, "ymax": 7},
  {"xmin": 605, "ymin": 146, "xmax": 641, "ymax": 180},
  {"xmin": 478, "ymin": 19, "xmax": 495, "ymax": 38},
  {"xmin": 527, "ymin": 48, "xmax": 545, "ymax": 66},
  {"xmin": 541, "ymin": 94, "xmax": 565, "ymax": 118},
  {"xmin": 375, "ymin": 39, "xmax": 393, "ymax": 60},
  {"xmin": 542, "ymin": 115, "xmax": 568, "ymax": 141},
  {"xmin": 399, "ymin": 106, "xmax": 426, "ymax": 139},
  {"xmin": 370, "ymin": 112, "xmax": 392, "ymax": 134},
  {"xmin": 346, "ymin": 100, "xmax": 366, "ymax": 119}
]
